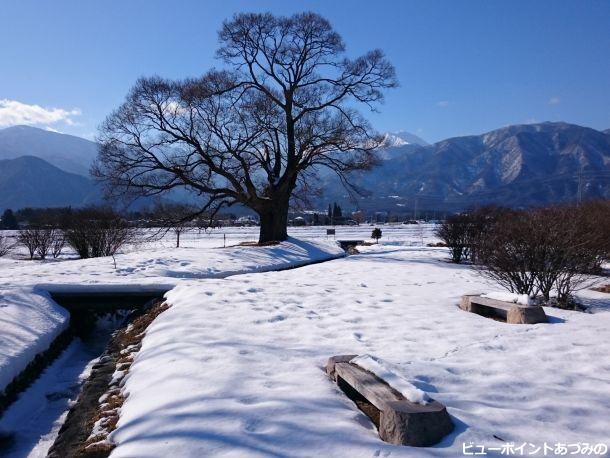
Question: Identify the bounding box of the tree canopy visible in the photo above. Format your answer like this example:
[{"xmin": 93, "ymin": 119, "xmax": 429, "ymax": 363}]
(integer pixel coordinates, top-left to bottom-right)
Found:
[{"xmin": 94, "ymin": 12, "xmax": 396, "ymax": 242}]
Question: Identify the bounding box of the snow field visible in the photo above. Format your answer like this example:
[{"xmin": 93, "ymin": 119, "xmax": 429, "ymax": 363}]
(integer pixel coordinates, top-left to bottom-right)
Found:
[
  {"xmin": 0, "ymin": 236, "xmax": 344, "ymax": 424},
  {"xmin": 109, "ymin": 246, "xmax": 610, "ymax": 457}
]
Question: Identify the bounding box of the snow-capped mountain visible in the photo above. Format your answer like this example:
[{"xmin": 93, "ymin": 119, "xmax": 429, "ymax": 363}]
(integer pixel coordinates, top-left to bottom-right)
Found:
[{"xmin": 381, "ymin": 131, "xmax": 428, "ymax": 147}]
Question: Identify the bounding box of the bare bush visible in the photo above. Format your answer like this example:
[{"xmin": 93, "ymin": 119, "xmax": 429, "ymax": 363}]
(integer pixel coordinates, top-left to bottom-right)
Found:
[
  {"xmin": 435, "ymin": 207, "xmax": 503, "ymax": 263},
  {"xmin": 63, "ymin": 208, "xmax": 139, "ymax": 259},
  {"xmin": 435, "ymin": 214, "xmax": 471, "ymax": 263},
  {"xmin": 0, "ymin": 234, "xmax": 13, "ymax": 257},
  {"xmin": 475, "ymin": 210, "xmax": 541, "ymax": 296},
  {"xmin": 17, "ymin": 228, "xmax": 40, "ymax": 260},
  {"xmin": 475, "ymin": 202, "xmax": 610, "ymax": 308},
  {"xmin": 51, "ymin": 230, "xmax": 65, "ymax": 259},
  {"xmin": 36, "ymin": 228, "xmax": 60, "ymax": 260},
  {"xmin": 16, "ymin": 227, "xmax": 64, "ymax": 260}
]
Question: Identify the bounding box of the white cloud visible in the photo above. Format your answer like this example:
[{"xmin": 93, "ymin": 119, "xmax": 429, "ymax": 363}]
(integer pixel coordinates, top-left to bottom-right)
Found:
[
  {"xmin": 548, "ymin": 96, "xmax": 560, "ymax": 105},
  {"xmin": 436, "ymin": 100, "xmax": 450, "ymax": 108},
  {"xmin": 0, "ymin": 99, "xmax": 81, "ymax": 128}
]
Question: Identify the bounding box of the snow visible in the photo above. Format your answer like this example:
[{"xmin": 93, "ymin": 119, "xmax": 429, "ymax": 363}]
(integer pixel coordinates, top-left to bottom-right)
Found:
[
  {"xmin": 481, "ymin": 292, "xmax": 533, "ymax": 306},
  {"xmin": 0, "ymin": 235, "xmax": 344, "ymax": 396},
  {"xmin": 2, "ymin": 225, "xmax": 609, "ymax": 456},
  {"xmin": 0, "ymin": 235, "xmax": 345, "ymax": 288},
  {"xmin": 108, "ymin": 244, "xmax": 610, "ymax": 457},
  {"xmin": 0, "ymin": 329, "xmax": 112, "ymax": 458},
  {"xmin": 350, "ymin": 354, "xmax": 429, "ymax": 405},
  {"xmin": 0, "ymin": 289, "xmax": 69, "ymax": 392}
]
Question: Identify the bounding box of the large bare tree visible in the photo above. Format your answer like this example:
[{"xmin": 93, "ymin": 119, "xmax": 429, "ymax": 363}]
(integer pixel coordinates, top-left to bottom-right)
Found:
[{"xmin": 94, "ymin": 12, "xmax": 396, "ymax": 243}]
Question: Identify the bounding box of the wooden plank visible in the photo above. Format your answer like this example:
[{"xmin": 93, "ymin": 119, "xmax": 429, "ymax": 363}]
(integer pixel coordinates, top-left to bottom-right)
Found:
[
  {"xmin": 334, "ymin": 362, "xmax": 399, "ymax": 412},
  {"xmin": 331, "ymin": 359, "xmax": 454, "ymax": 446},
  {"xmin": 465, "ymin": 295, "xmax": 516, "ymax": 311}
]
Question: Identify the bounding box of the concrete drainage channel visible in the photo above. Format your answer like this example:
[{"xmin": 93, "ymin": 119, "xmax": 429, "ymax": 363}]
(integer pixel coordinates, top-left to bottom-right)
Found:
[{"xmin": 0, "ymin": 287, "xmax": 170, "ymax": 458}]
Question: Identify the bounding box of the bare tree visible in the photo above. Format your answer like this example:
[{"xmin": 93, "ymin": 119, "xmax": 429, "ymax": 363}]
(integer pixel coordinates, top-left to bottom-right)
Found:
[
  {"xmin": 150, "ymin": 202, "xmax": 196, "ymax": 248},
  {"xmin": 94, "ymin": 12, "xmax": 396, "ymax": 243}
]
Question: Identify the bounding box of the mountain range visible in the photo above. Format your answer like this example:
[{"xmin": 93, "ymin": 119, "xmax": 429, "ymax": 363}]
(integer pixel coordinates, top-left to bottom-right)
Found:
[
  {"xmin": 0, "ymin": 125, "xmax": 97, "ymax": 176},
  {"xmin": 0, "ymin": 122, "xmax": 608, "ymax": 213},
  {"xmin": 320, "ymin": 122, "xmax": 610, "ymax": 212},
  {"xmin": 0, "ymin": 156, "xmax": 98, "ymax": 210}
]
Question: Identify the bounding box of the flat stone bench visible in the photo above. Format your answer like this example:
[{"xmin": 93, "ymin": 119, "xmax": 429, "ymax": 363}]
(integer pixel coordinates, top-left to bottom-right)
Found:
[
  {"xmin": 460, "ymin": 295, "xmax": 547, "ymax": 324},
  {"xmin": 326, "ymin": 355, "xmax": 453, "ymax": 447}
]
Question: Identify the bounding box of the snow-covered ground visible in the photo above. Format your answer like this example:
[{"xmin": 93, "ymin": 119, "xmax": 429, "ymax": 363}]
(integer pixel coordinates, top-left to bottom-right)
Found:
[
  {"xmin": 110, "ymin": 244, "xmax": 610, "ymax": 457},
  {"xmin": 1, "ymin": 225, "xmax": 609, "ymax": 457},
  {"xmin": 0, "ymin": 290, "xmax": 68, "ymax": 393},
  {"xmin": 0, "ymin": 229, "xmax": 348, "ymax": 457},
  {"xmin": 0, "ymin": 234, "xmax": 346, "ymax": 397},
  {"xmin": 0, "ymin": 317, "xmax": 121, "ymax": 458}
]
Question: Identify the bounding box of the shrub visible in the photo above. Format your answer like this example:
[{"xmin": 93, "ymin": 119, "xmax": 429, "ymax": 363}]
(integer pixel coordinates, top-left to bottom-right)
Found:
[
  {"xmin": 436, "ymin": 207, "xmax": 505, "ymax": 264},
  {"xmin": 0, "ymin": 234, "xmax": 12, "ymax": 257},
  {"xmin": 17, "ymin": 228, "xmax": 40, "ymax": 260},
  {"xmin": 17, "ymin": 227, "xmax": 64, "ymax": 260},
  {"xmin": 475, "ymin": 202, "xmax": 610, "ymax": 308},
  {"xmin": 475, "ymin": 210, "xmax": 543, "ymax": 297},
  {"xmin": 51, "ymin": 231, "xmax": 65, "ymax": 259},
  {"xmin": 63, "ymin": 208, "xmax": 138, "ymax": 259},
  {"xmin": 371, "ymin": 227, "xmax": 382, "ymax": 243}
]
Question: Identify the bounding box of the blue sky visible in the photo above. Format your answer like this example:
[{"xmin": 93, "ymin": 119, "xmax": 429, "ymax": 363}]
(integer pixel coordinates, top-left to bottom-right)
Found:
[{"xmin": 1, "ymin": 0, "xmax": 609, "ymax": 143}]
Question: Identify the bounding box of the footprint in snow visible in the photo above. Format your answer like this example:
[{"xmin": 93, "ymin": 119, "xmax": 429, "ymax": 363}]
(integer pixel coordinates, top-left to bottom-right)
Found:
[
  {"xmin": 237, "ymin": 397, "xmax": 260, "ymax": 405},
  {"xmin": 267, "ymin": 315, "xmax": 286, "ymax": 323}
]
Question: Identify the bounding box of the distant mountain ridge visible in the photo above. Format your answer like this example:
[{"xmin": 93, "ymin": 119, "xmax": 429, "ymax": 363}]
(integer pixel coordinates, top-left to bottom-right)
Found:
[
  {"xmin": 0, "ymin": 125, "xmax": 98, "ymax": 176},
  {"xmin": 321, "ymin": 122, "xmax": 610, "ymax": 211},
  {"xmin": 0, "ymin": 122, "xmax": 608, "ymax": 212},
  {"xmin": 0, "ymin": 156, "xmax": 99, "ymax": 210}
]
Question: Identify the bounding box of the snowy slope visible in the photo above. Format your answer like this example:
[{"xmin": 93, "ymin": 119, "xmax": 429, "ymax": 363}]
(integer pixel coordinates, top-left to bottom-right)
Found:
[
  {"xmin": 109, "ymin": 245, "xmax": 610, "ymax": 457},
  {"xmin": 0, "ymin": 289, "xmax": 69, "ymax": 392}
]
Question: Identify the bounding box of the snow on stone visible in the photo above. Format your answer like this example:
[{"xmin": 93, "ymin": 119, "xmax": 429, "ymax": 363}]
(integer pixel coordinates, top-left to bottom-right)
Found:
[
  {"xmin": 0, "ymin": 288, "xmax": 69, "ymax": 392},
  {"xmin": 481, "ymin": 292, "xmax": 532, "ymax": 305},
  {"xmin": 350, "ymin": 354, "xmax": 429, "ymax": 405}
]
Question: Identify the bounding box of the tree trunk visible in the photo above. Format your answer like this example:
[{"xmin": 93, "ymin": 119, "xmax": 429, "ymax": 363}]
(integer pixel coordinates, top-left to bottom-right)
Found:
[{"xmin": 258, "ymin": 199, "xmax": 290, "ymax": 244}]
